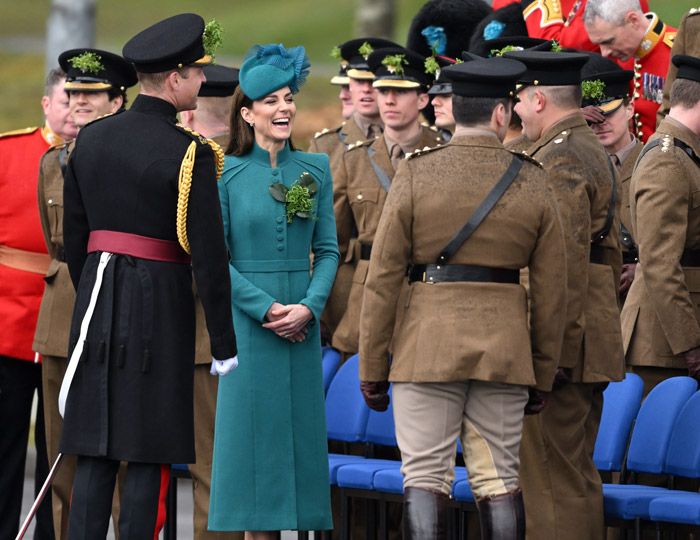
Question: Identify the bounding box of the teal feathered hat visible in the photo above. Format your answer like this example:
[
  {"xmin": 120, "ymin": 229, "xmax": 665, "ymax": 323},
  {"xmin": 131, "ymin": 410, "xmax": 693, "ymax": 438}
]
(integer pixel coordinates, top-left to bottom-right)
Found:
[{"xmin": 239, "ymin": 43, "xmax": 310, "ymax": 100}]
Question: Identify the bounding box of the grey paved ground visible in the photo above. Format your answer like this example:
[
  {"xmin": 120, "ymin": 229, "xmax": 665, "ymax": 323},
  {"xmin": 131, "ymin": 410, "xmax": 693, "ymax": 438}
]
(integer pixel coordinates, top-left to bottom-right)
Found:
[{"xmin": 21, "ymin": 445, "xmax": 300, "ymax": 539}]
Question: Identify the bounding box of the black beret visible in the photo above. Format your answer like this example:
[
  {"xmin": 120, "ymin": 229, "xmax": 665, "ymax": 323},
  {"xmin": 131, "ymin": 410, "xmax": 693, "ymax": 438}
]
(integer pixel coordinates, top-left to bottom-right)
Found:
[
  {"xmin": 199, "ymin": 64, "xmax": 239, "ymax": 97},
  {"xmin": 338, "ymin": 38, "xmax": 401, "ymax": 80},
  {"xmin": 673, "ymin": 54, "xmax": 700, "ymax": 84},
  {"xmin": 123, "ymin": 13, "xmax": 210, "ymax": 73},
  {"xmin": 442, "ymin": 56, "xmax": 526, "ymax": 98},
  {"xmin": 367, "ymin": 46, "xmax": 432, "ymax": 90},
  {"xmin": 58, "ymin": 48, "xmax": 137, "ymax": 92},
  {"xmin": 468, "ymin": 4, "xmax": 528, "ymax": 54},
  {"xmin": 503, "ymin": 50, "xmax": 589, "ymax": 87}
]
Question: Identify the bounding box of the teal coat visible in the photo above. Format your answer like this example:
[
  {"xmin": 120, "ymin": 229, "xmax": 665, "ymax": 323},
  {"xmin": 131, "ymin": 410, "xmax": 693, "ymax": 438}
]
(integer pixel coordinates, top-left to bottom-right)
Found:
[{"xmin": 209, "ymin": 142, "xmax": 338, "ymax": 532}]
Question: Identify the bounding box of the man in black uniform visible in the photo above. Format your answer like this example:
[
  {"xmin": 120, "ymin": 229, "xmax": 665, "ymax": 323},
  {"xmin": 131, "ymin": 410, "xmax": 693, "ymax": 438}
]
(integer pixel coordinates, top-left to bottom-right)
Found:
[{"xmin": 61, "ymin": 13, "xmax": 237, "ymax": 539}]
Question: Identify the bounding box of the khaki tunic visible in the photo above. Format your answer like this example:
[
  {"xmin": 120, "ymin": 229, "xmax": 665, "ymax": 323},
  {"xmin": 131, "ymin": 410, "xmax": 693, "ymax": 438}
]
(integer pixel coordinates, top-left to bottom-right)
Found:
[
  {"xmin": 33, "ymin": 142, "xmax": 75, "ymax": 357},
  {"xmin": 526, "ymin": 113, "xmax": 624, "ymax": 382},
  {"xmin": 622, "ymin": 117, "xmax": 700, "ymax": 369},
  {"xmin": 309, "ymin": 118, "xmax": 369, "ymax": 340},
  {"xmin": 332, "ymin": 125, "xmax": 443, "ymax": 354},
  {"xmin": 619, "ymin": 140, "xmax": 644, "ymax": 263},
  {"xmin": 659, "ymin": 8, "xmax": 700, "ymax": 124},
  {"xmin": 359, "ymin": 133, "xmax": 567, "ymax": 390}
]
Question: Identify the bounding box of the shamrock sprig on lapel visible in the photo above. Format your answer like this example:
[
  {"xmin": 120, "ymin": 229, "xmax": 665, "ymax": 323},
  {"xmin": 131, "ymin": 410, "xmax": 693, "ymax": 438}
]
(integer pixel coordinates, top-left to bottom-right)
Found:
[{"xmin": 269, "ymin": 172, "xmax": 319, "ymax": 224}]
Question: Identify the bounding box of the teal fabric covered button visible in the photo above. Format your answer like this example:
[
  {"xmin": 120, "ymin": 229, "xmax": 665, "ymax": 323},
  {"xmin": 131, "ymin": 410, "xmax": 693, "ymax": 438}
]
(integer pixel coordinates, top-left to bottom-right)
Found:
[{"xmin": 276, "ymin": 216, "xmax": 284, "ymax": 224}]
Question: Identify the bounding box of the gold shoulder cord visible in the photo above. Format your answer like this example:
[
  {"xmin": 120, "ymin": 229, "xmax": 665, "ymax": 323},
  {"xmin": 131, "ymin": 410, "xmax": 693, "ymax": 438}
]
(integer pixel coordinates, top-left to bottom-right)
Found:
[{"xmin": 175, "ymin": 124, "xmax": 226, "ymax": 254}]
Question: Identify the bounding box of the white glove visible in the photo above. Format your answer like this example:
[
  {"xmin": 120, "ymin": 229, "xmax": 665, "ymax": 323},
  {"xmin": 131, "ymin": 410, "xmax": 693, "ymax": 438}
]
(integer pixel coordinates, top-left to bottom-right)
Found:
[{"xmin": 210, "ymin": 355, "xmax": 238, "ymax": 376}]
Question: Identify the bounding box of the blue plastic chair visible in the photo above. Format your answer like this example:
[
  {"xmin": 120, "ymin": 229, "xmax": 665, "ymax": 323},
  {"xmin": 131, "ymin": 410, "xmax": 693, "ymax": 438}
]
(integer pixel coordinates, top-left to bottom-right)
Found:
[
  {"xmin": 646, "ymin": 390, "xmax": 700, "ymax": 530},
  {"xmin": 321, "ymin": 346, "xmax": 341, "ymax": 394},
  {"xmin": 594, "ymin": 373, "xmax": 644, "ymax": 472},
  {"xmin": 325, "ymin": 354, "xmax": 372, "ymax": 484},
  {"xmin": 603, "ymin": 377, "xmax": 698, "ymax": 532}
]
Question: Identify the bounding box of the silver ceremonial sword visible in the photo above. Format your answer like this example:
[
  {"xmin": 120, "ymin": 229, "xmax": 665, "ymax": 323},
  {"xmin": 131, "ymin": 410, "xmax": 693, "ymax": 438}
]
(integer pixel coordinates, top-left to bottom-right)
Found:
[{"xmin": 15, "ymin": 453, "xmax": 64, "ymax": 540}]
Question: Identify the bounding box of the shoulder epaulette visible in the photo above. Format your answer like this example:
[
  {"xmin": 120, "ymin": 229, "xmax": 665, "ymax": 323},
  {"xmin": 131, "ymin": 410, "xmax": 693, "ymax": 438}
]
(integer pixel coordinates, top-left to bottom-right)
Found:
[
  {"xmin": 314, "ymin": 124, "xmax": 344, "ymax": 139},
  {"xmin": 0, "ymin": 126, "xmax": 39, "ymax": 139},
  {"xmin": 552, "ymin": 129, "xmax": 571, "ymax": 145},
  {"xmin": 510, "ymin": 150, "xmax": 543, "ymax": 168},
  {"xmin": 663, "ymin": 31, "xmax": 676, "ymax": 48},
  {"xmin": 176, "ymin": 124, "xmax": 225, "ymax": 180},
  {"xmin": 83, "ymin": 110, "xmax": 120, "ymax": 128},
  {"xmin": 688, "ymin": 7, "xmax": 700, "ymax": 16},
  {"xmin": 406, "ymin": 144, "xmax": 445, "ymax": 160},
  {"xmin": 346, "ymin": 138, "xmax": 376, "ymax": 151}
]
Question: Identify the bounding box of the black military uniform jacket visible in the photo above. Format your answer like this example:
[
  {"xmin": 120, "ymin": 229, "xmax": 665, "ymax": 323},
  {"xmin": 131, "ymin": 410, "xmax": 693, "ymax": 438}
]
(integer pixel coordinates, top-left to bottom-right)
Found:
[{"xmin": 61, "ymin": 94, "xmax": 236, "ymax": 463}]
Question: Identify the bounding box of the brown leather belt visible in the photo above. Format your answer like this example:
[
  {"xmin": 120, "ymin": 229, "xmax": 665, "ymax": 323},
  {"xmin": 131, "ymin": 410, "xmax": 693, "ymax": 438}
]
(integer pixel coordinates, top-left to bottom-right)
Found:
[
  {"xmin": 0, "ymin": 245, "xmax": 51, "ymax": 274},
  {"xmin": 408, "ymin": 264, "xmax": 519, "ymax": 284},
  {"xmin": 87, "ymin": 230, "xmax": 191, "ymax": 264}
]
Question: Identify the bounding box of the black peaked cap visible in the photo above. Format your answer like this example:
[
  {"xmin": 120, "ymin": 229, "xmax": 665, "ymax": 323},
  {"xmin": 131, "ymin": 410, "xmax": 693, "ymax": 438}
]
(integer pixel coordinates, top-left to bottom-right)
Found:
[
  {"xmin": 338, "ymin": 38, "xmax": 401, "ymax": 79},
  {"xmin": 123, "ymin": 13, "xmax": 208, "ymax": 73},
  {"xmin": 442, "ymin": 56, "xmax": 526, "ymax": 98},
  {"xmin": 470, "ymin": 36, "xmax": 550, "ymax": 58},
  {"xmin": 503, "ymin": 50, "xmax": 589, "ymax": 86},
  {"xmin": 367, "ymin": 46, "xmax": 432, "ymax": 89},
  {"xmin": 59, "ymin": 48, "xmax": 137, "ymax": 92},
  {"xmin": 199, "ymin": 64, "xmax": 240, "ymax": 97},
  {"xmin": 673, "ymin": 54, "xmax": 700, "ymax": 84}
]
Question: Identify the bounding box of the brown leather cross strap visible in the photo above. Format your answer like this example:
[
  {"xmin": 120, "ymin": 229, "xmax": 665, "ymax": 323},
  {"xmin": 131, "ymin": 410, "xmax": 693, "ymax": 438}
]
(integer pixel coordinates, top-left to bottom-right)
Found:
[
  {"xmin": 87, "ymin": 230, "xmax": 191, "ymax": 264},
  {"xmin": 0, "ymin": 245, "xmax": 51, "ymax": 274}
]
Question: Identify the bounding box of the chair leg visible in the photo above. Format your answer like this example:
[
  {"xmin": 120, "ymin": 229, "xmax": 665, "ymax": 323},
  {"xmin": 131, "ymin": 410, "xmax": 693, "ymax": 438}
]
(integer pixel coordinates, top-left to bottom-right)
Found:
[
  {"xmin": 378, "ymin": 499, "xmax": 388, "ymax": 540},
  {"xmin": 634, "ymin": 518, "xmax": 640, "ymax": 540},
  {"xmin": 340, "ymin": 491, "xmax": 351, "ymax": 540},
  {"xmin": 366, "ymin": 499, "xmax": 377, "ymax": 540},
  {"xmin": 296, "ymin": 532, "xmax": 309, "ymax": 540}
]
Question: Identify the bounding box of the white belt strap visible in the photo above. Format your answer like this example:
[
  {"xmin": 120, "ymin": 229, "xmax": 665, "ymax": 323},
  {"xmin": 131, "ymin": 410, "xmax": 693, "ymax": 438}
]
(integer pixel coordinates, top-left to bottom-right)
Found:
[{"xmin": 59, "ymin": 252, "xmax": 112, "ymax": 418}]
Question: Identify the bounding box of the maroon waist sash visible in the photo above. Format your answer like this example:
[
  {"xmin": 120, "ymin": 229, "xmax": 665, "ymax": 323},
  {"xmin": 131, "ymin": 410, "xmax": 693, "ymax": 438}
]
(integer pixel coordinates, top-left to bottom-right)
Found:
[{"xmin": 87, "ymin": 230, "xmax": 191, "ymax": 264}]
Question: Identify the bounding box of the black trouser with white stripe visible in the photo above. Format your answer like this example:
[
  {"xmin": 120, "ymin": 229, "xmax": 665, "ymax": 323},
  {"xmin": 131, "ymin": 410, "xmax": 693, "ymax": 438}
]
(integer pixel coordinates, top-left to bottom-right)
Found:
[{"xmin": 68, "ymin": 456, "xmax": 169, "ymax": 540}]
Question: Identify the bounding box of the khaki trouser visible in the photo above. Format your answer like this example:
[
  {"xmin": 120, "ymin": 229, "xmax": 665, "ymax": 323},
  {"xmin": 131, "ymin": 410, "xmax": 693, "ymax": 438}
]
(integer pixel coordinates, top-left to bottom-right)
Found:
[
  {"xmin": 393, "ymin": 380, "xmax": 529, "ymax": 499},
  {"xmin": 520, "ymin": 382, "xmax": 606, "ymax": 540},
  {"xmin": 191, "ymin": 364, "xmax": 243, "ymax": 540},
  {"xmin": 628, "ymin": 365, "xmax": 687, "ymax": 397}
]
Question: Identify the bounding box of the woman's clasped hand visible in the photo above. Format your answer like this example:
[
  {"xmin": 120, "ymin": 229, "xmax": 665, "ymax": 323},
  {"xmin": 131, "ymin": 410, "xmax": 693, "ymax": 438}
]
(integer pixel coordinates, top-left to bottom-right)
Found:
[{"xmin": 263, "ymin": 301, "xmax": 313, "ymax": 342}]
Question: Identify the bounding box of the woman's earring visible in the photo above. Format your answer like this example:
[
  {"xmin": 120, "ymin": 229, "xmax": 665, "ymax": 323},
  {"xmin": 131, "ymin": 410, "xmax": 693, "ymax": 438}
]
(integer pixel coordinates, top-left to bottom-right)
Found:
[{"xmin": 249, "ymin": 122, "xmax": 255, "ymax": 127}]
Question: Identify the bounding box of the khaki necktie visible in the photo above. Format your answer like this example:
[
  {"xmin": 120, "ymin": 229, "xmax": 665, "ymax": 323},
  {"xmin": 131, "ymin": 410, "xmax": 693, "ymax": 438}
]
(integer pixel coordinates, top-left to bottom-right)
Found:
[{"xmin": 390, "ymin": 144, "xmax": 404, "ymax": 170}]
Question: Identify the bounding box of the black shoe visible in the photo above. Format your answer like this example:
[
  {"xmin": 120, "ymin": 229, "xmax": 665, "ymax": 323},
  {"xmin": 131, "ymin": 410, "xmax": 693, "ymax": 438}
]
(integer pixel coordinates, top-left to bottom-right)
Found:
[
  {"xmin": 476, "ymin": 488, "xmax": 525, "ymax": 540},
  {"xmin": 402, "ymin": 486, "xmax": 448, "ymax": 540}
]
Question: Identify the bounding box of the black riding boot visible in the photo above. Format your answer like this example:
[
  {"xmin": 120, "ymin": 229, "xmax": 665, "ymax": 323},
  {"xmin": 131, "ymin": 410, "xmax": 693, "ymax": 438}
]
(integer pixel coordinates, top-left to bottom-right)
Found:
[
  {"xmin": 476, "ymin": 488, "xmax": 526, "ymax": 540},
  {"xmin": 402, "ymin": 486, "xmax": 449, "ymax": 540}
]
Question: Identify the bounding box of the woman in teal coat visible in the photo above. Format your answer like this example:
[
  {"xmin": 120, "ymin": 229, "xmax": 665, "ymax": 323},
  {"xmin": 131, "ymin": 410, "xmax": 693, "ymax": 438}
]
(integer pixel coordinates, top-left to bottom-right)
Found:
[{"xmin": 209, "ymin": 44, "xmax": 338, "ymax": 537}]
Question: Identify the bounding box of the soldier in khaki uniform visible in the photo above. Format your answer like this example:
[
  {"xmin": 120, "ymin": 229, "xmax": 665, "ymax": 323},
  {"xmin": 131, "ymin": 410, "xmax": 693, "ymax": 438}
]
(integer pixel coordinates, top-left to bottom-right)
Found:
[
  {"xmin": 621, "ymin": 55, "xmax": 700, "ymax": 395},
  {"xmin": 33, "ymin": 48, "xmax": 136, "ymax": 540},
  {"xmin": 359, "ymin": 56, "xmax": 567, "ymax": 539},
  {"xmin": 580, "ymin": 54, "xmax": 643, "ymax": 299},
  {"xmin": 179, "ymin": 64, "xmax": 244, "ymax": 540},
  {"xmin": 332, "ymin": 46, "xmax": 444, "ymax": 356},
  {"xmin": 658, "ymin": 8, "xmax": 700, "ymax": 124},
  {"xmin": 506, "ymin": 49, "xmax": 625, "ymax": 540},
  {"xmin": 310, "ymin": 38, "xmax": 397, "ymax": 344}
]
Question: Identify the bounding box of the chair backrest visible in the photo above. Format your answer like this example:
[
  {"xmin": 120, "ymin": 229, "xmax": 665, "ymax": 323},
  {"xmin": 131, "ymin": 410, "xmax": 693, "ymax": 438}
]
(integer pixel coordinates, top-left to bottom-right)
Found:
[
  {"xmin": 365, "ymin": 388, "xmax": 397, "ymax": 447},
  {"xmin": 664, "ymin": 390, "xmax": 700, "ymax": 478},
  {"xmin": 325, "ymin": 354, "xmax": 370, "ymax": 443},
  {"xmin": 322, "ymin": 347, "xmax": 341, "ymax": 394},
  {"xmin": 593, "ymin": 373, "xmax": 644, "ymax": 471},
  {"xmin": 626, "ymin": 376, "xmax": 698, "ymax": 474}
]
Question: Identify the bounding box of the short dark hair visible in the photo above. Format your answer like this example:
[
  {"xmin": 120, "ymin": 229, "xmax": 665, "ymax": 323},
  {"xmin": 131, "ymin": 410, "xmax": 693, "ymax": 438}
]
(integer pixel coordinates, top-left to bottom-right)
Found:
[
  {"xmin": 45, "ymin": 68, "xmax": 66, "ymax": 96},
  {"xmin": 107, "ymin": 86, "xmax": 128, "ymax": 108},
  {"xmin": 670, "ymin": 78, "xmax": 700, "ymax": 109},
  {"xmin": 452, "ymin": 95, "xmax": 511, "ymax": 126}
]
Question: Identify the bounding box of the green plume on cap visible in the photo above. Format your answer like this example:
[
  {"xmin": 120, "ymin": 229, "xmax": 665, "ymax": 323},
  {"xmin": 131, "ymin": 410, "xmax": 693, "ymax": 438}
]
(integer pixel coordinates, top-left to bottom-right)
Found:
[
  {"xmin": 424, "ymin": 56, "xmax": 440, "ymax": 75},
  {"xmin": 358, "ymin": 42, "xmax": 374, "ymax": 60},
  {"xmin": 203, "ymin": 19, "xmax": 223, "ymax": 58},
  {"xmin": 551, "ymin": 40, "xmax": 562, "ymax": 52},
  {"xmin": 68, "ymin": 52, "xmax": 104, "ymax": 74},
  {"xmin": 581, "ymin": 79, "xmax": 607, "ymax": 101},
  {"xmin": 490, "ymin": 45, "xmax": 522, "ymax": 57},
  {"xmin": 330, "ymin": 46, "xmax": 342, "ymax": 60},
  {"xmin": 382, "ymin": 54, "xmax": 408, "ymax": 76}
]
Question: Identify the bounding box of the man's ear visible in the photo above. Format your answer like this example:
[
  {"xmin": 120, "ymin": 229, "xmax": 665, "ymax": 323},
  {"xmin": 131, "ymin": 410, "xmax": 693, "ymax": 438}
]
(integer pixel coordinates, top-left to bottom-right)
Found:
[{"xmin": 417, "ymin": 92, "xmax": 430, "ymax": 111}]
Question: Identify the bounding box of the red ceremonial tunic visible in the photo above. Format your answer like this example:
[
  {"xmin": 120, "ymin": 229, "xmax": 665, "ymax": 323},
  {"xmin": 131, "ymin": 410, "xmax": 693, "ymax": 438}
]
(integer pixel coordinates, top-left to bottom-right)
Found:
[
  {"xmin": 0, "ymin": 126, "xmax": 57, "ymax": 361},
  {"xmin": 630, "ymin": 13, "xmax": 676, "ymax": 142},
  {"xmin": 521, "ymin": 0, "xmax": 649, "ymax": 53}
]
